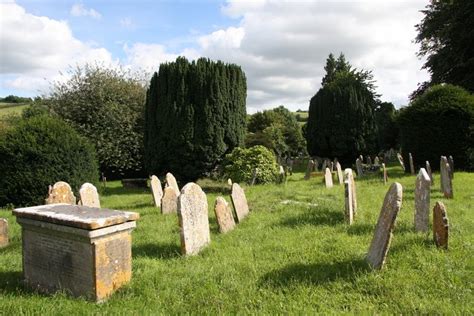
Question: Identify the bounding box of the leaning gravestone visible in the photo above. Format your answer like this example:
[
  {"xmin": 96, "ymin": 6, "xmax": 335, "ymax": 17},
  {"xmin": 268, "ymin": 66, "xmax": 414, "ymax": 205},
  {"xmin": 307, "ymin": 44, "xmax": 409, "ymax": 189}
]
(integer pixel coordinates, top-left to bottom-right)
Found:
[
  {"xmin": 440, "ymin": 156, "xmax": 453, "ymax": 198},
  {"xmin": 0, "ymin": 218, "xmax": 8, "ymax": 248},
  {"xmin": 161, "ymin": 186, "xmax": 178, "ymax": 214},
  {"xmin": 231, "ymin": 183, "xmax": 249, "ymax": 223},
  {"xmin": 433, "ymin": 201, "xmax": 449, "ymax": 249},
  {"xmin": 177, "ymin": 183, "xmax": 210, "ymax": 256},
  {"xmin": 344, "ymin": 179, "xmax": 354, "ymax": 225},
  {"xmin": 425, "ymin": 161, "xmax": 434, "ymax": 186},
  {"xmin": 165, "ymin": 173, "xmax": 180, "ymax": 196},
  {"xmin": 409, "ymin": 153, "xmax": 415, "ymax": 175},
  {"xmin": 214, "ymin": 196, "xmax": 236, "ymax": 234},
  {"xmin": 336, "ymin": 162, "xmax": 343, "ymax": 185},
  {"xmin": 79, "ymin": 183, "xmax": 101, "ymax": 208},
  {"xmin": 150, "ymin": 175, "xmax": 163, "ymax": 208},
  {"xmin": 324, "ymin": 167, "xmax": 333, "ymax": 188},
  {"xmin": 382, "ymin": 163, "xmax": 388, "ymax": 185},
  {"xmin": 415, "ymin": 168, "xmax": 431, "ymax": 232},
  {"xmin": 304, "ymin": 160, "xmax": 314, "ymax": 180},
  {"xmin": 397, "ymin": 153, "xmax": 405, "ymax": 171},
  {"xmin": 367, "ymin": 182, "xmax": 403, "ymax": 270},
  {"xmin": 45, "ymin": 181, "xmax": 76, "ymax": 205},
  {"xmin": 355, "ymin": 158, "xmax": 363, "ymax": 177},
  {"xmin": 344, "ymin": 168, "xmax": 357, "ymax": 214},
  {"xmin": 448, "ymin": 155, "xmax": 454, "ymax": 179}
]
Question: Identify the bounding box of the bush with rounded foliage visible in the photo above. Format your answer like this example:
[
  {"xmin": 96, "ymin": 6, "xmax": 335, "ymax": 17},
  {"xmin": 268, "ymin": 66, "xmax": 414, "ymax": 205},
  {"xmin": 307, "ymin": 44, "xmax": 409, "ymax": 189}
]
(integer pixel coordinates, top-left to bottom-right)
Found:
[
  {"xmin": 398, "ymin": 84, "xmax": 474, "ymax": 170},
  {"xmin": 0, "ymin": 116, "xmax": 99, "ymax": 207},
  {"xmin": 223, "ymin": 145, "xmax": 279, "ymax": 184}
]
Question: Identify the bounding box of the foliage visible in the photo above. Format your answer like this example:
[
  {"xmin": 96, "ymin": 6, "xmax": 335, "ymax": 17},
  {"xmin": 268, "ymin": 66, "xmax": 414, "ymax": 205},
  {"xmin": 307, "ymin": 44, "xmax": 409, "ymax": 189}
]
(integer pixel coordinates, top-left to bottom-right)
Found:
[
  {"xmin": 48, "ymin": 64, "xmax": 147, "ymax": 179},
  {"xmin": 374, "ymin": 101, "xmax": 399, "ymax": 150},
  {"xmin": 0, "ymin": 115, "xmax": 99, "ymax": 207},
  {"xmin": 306, "ymin": 53, "xmax": 378, "ymax": 163},
  {"xmin": 223, "ymin": 145, "xmax": 279, "ymax": 184},
  {"xmin": 398, "ymin": 84, "xmax": 474, "ymax": 170},
  {"xmin": 144, "ymin": 57, "xmax": 247, "ymax": 183},
  {"xmin": 412, "ymin": 0, "xmax": 474, "ymax": 98},
  {"xmin": 246, "ymin": 106, "xmax": 306, "ymax": 157},
  {"xmin": 0, "ymin": 95, "xmax": 32, "ymax": 103}
]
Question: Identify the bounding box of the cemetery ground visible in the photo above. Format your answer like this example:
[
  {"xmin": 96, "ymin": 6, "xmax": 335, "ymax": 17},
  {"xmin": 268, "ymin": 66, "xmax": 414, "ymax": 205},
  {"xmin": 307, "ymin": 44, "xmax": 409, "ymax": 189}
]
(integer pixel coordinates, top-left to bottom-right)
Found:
[{"xmin": 0, "ymin": 164, "xmax": 472, "ymax": 313}]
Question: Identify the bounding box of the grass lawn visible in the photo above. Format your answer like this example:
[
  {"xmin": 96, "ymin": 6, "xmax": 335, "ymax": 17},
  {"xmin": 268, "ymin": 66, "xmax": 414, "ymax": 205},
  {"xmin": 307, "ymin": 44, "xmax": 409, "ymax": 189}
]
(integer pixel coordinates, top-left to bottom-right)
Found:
[
  {"xmin": 0, "ymin": 102, "xmax": 29, "ymax": 118},
  {"xmin": 0, "ymin": 165, "xmax": 473, "ymax": 313}
]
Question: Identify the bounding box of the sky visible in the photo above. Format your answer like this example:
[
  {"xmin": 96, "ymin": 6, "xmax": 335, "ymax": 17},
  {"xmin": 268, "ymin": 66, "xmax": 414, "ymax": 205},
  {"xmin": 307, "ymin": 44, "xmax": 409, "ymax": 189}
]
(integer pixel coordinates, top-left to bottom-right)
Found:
[{"xmin": 0, "ymin": 0, "xmax": 430, "ymax": 113}]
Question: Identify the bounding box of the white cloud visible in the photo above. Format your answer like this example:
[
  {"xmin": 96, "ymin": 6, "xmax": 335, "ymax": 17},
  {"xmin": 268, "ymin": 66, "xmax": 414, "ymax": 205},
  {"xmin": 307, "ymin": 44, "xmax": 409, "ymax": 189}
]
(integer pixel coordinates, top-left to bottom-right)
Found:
[
  {"xmin": 70, "ymin": 3, "xmax": 101, "ymax": 19},
  {"xmin": 120, "ymin": 17, "xmax": 134, "ymax": 29},
  {"xmin": 0, "ymin": 2, "xmax": 113, "ymax": 94}
]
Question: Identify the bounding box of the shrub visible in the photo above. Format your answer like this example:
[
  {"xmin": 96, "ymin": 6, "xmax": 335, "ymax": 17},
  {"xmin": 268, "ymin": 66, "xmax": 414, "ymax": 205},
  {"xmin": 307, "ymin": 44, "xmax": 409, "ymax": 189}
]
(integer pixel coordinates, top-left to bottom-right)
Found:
[
  {"xmin": 398, "ymin": 84, "xmax": 474, "ymax": 170},
  {"xmin": 0, "ymin": 116, "xmax": 99, "ymax": 207},
  {"xmin": 223, "ymin": 145, "xmax": 279, "ymax": 184}
]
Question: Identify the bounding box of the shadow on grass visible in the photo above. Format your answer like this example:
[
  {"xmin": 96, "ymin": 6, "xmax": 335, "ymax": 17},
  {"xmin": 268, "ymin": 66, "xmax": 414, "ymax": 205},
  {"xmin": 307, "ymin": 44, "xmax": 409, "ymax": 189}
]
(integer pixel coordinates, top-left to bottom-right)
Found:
[
  {"xmin": 101, "ymin": 186, "xmax": 149, "ymax": 196},
  {"xmin": 279, "ymin": 206, "xmax": 344, "ymax": 227},
  {"xmin": 260, "ymin": 258, "xmax": 369, "ymax": 288},
  {"xmin": 0, "ymin": 270, "xmax": 23, "ymax": 292},
  {"xmin": 132, "ymin": 242, "xmax": 181, "ymax": 260},
  {"xmin": 106, "ymin": 202, "xmax": 153, "ymax": 210}
]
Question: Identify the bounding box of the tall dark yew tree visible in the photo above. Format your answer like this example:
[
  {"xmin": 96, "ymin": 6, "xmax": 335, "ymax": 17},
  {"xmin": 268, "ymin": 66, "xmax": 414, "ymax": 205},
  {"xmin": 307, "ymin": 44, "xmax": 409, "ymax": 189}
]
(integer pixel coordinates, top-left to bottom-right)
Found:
[
  {"xmin": 144, "ymin": 57, "xmax": 247, "ymax": 182},
  {"xmin": 306, "ymin": 53, "xmax": 378, "ymax": 164}
]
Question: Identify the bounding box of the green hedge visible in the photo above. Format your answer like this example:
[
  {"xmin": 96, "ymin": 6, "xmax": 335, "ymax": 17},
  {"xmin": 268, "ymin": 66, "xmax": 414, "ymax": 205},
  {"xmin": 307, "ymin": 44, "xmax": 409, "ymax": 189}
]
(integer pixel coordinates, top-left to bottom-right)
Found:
[
  {"xmin": 398, "ymin": 84, "xmax": 474, "ymax": 170},
  {"xmin": 0, "ymin": 116, "xmax": 99, "ymax": 207}
]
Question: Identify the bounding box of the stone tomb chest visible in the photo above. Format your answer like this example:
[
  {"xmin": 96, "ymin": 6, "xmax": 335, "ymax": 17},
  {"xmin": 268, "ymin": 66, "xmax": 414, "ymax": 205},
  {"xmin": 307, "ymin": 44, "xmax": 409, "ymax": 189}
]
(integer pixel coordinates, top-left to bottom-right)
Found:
[{"xmin": 13, "ymin": 204, "xmax": 139, "ymax": 302}]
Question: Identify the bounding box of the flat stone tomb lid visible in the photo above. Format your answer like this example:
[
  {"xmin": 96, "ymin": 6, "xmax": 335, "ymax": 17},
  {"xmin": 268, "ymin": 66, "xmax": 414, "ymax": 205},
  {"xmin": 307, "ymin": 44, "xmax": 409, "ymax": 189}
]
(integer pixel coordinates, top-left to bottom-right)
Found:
[{"xmin": 13, "ymin": 204, "xmax": 139, "ymax": 230}]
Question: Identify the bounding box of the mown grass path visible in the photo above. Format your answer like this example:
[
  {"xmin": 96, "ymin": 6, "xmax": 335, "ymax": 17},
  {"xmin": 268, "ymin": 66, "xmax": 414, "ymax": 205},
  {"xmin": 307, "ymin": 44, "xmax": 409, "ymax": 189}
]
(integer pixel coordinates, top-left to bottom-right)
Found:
[{"xmin": 1, "ymin": 165, "xmax": 473, "ymax": 313}]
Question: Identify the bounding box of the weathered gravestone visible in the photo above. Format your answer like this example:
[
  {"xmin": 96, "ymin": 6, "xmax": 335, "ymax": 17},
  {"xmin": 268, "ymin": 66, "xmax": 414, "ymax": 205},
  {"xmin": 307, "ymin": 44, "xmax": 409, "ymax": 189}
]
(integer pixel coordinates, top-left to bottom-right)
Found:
[
  {"xmin": 0, "ymin": 218, "xmax": 8, "ymax": 248},
  {"xmin": 45, "ymin": 181, "xmax": 76, "ymax": 205},
  {"xmin": 321, "ymin": 159, "xmax": 327, "ymax": 173},
  {"xmin": 161, "ymin": 186, "xmax": 178, "ymax": 214},
  {"xmin": 177, "ymin": 183, "xmax": 210, "ymax": 256},
  {"xmin": 433, "ymin": 201, "xmax": 449, "ymax": 249},
  {"xmin": 214, "ymin": 197, "xmax": 236, "ymax": 234},
  {"xmin": 409, "ymin": 153, "xmax": 415, "ymax": 175},
  {"xmin": 314, "ymin": 159, "xmax": 319, "ymax": 172},
  {"xmin": 415, "ymin": 168, "xmax": 431, "ymax": 232},
  {"xmin": 397, "ymin": 153, "xmax": 405, "ymax": 171},
  {"xmin": 279, "ymin": 165, "xmax": 286, "ymax": 183},
  {"xmin": 250, "ymin": 168, "xmax": 258, "ymax": 185},
  {"xmin": 367, "ymin": 182, "xmax": 403, "ymax": 270},
  {"xmin": 367, "ymin": 156, "xmax": 372, "ymax": 168},
  {"xmin": 336, "ymin": 162, "xmax": 343, "ymax": 185},
  {"xmin": 150, "ymin": 175, "xmax": 163, "ymax": 208},
  {"xmin": 440, "ymin": 156, "xmax": 453, "ymax": 198},
  {"xmin": 355, "ymin": 158, "xmax": 363, "ymax": 177},
  {"xmin": 382, "ymin": 163, "xmax": 388, "ymax": 185},
  {"xmin": 79, "ymin": 183, "xmax": 100, "ymax": 208},
  {"xmin": 324, "ymin": 167, "xmax": 333, "ymax": 188},
  {"xmin": 227, "ymin": 178, "xmax": 233, "ymax": 187},
  {"xmin": 13, "ymin": 204, "xmax": 139, "ymax": 302},
  {"xmin": 231, "ymin": 183, "xmax": 249, "ymax": 222},
  {"xmin": 344, "ymin": 168, "xmax": 357, "ymax": 214},
  {"xmin": 304, "ymin": 160, "xmax": 314, "ymax": 180},
  {"xmin": 448, "ymin": 155, "xmax": 454, "ymax": 179},
  {"xmin": 425, "ymin": 161, "xmax": 434, "ymax": 186},
  {"xmin": 374, "ymin": 156, "xmax": 380, "ymax": 166},
  {"xmin": 329, "ymin": 161, "xmax": 334, "ymax": 172},
  {"xmin": 165, "ymin": 173, "xmax": 180, "ymax": 196},
  {"xmin": 344, "ymin": 179, "xmax": 354, "ymax": 225}
]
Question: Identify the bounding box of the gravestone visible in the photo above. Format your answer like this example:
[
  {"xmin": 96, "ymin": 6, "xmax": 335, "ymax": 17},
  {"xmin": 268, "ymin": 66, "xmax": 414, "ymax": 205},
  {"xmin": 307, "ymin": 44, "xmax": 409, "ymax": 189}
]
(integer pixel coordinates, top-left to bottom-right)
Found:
[
  {"xmin": 13, "ymin": 204, "xmax": 139, "ymax": 302},
  {"xmin": 231, "ymin": 183, "xmax": 249, "ymax": 222},
  {"xmin": 355, "ymin": 158, "xmax": 363, "ymax": 177},
  {"xmin": 344, "ymin": 168, "xmax": 357, "ymax": 214},
  {"xmin": 304, "ymin": 160, "xmax": 314, "ymax": 180},
  {"xmin": 250, "ymin": 168, "xmax": 258, "ymax": 185},
  {"xmin": 344, "ymin": 179, "xmax": 354, "ymax": 225},
  {"xmin": 0, "ymin": 218, "xmax": 8, "ymax": 248},
  {"xmin": 165, "ymin": 173, "xmax": 180, "ymax": 195},
  {"xmin": 397, "ymin": 153, "xmax": 405, "ymax": 171},
  {"xmin": 448, "ymin": 155, "xmax": 454, "ymax": 179},
  {"xmin": 409, "ymin": 153, "xmax": 415, "ymax": 175},
  {"xmin": 150, "ymin": 175, "xmax": 163, "ymax": 208},
  {"xmin": 314, "ymin": 159, "xmax": 319, "ymax": 172},
  {"xmin": 367, "ymin": 182, "xmax": 403, "ymax": 270},
  {"xmin": 214, "ymin": 196, "xmax": 236, "ymax": 234},
  {"xmin": 321, "ymin": 160, "xmax": 327, "ymax": 173},
  {"xmin": 324, "ymin": 167, "xmax": 333, "ymax": 188},
  {"xmin": 177, "ymin": 183, "xmax": 210, "ymax": 256},
  {"xmin": 45, "ymin": 181, "xmax": 76, "ymax": 205},
  {"xmin": 382, "ymin": 163, "xmax": 388, "ymax": 185},
  {"xmin": 415, "ymin": 168, "xmax": 431, "ymax": 232},
  {"xmin": 336, "ymin": 162, "xmax": 343, "ymax": 185},
  {"xmin": 329, "ymin": 161, "xmax": 334, "ymax": 172},
  {"xmin": 367, "ymin": 156, "xmax": 372, "ymax": 168},
  {"xmin": 161, "ymin": 186, "xmax": 178, "ymax": 214},
  {"xmin": 279, "ymin": 165, "xmax": 286, "ymax": 183},
  {"xmin": 79, "ymin": 183, "xmax": 100, "ymax": 208},
  {"xmin": 440, "ymin": 156, "xmax": 453, "ymax": 198},
  {"xmin": 374, "ymin": 156, "xmax": 380, "ymax": 166},
  {"xmin": 425, "ymin": 161, "xmax": 434, "ymax": 186},
  {"xmin": 433, "ymin": 201, "xmax": 449, "ymax": 249},
  {"xmin": 227, "ymin": 178, "xmax": 233, "ymax": 186}
]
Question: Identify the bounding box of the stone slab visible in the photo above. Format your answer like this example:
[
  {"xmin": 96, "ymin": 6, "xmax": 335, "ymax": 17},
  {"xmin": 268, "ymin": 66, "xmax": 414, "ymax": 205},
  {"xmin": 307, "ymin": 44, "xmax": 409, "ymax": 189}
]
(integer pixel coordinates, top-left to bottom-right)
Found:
[
  {"xmin": 79, "ymin": 183, "xmax": 101, "ymax": 208},
  {"xmin": 433, "ymin": 201, "xmax": 449, "ymax": 249},
  {"xmin": 415, "ymin": 168, "xmax": 431, "ymax": 232},
  {"xmin": 177, "ymin": 183, "xmax": 210, "ymax": 255},
  {"xmin": 161, "ymin": 186, "xmax": 178, "ymax": 214},
  {"xmin": 231, "ymin": 183, "xmax": 249, "ymax": 222},
  {"xmin": 45, "ymin": 181, "xmax": 76, "ymax": 205},
  {"xmin": 367, "ymin": 182, "xmax": 403, "ymax": 270},
  {"xmin": 150, "ymin": 175, "xmax": 163, "ymax": 207},
  {"xmin": 13, "ymin": 204, "xmax": 139, "ymax": 230},
  {"xmin": 0, "ymin": 218, "xmax": 8, "ymax": 248},
  {"xmin": 214, "ymin": 196, "xmax": 236, "ymax": 234}
]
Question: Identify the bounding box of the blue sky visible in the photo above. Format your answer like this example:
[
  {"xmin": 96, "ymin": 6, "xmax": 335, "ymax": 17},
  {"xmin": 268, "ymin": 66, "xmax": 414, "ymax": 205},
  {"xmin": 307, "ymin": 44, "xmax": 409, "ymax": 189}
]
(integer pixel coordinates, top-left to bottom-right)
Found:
[{"xmin": 1, "ymin": 0, "xmax": 430, "ymax": 112}]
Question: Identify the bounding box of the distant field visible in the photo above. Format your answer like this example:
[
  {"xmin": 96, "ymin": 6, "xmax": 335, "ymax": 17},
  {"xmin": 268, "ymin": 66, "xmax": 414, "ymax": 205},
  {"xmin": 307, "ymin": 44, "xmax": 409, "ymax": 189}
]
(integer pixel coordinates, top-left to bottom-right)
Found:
[
  {"xmin": 0, "ymin": 102, "xmax": 29, "ymax": 117},
  {"xmin": 293, "ymin": 111, "xmax": 308, "ymax": 126}
]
